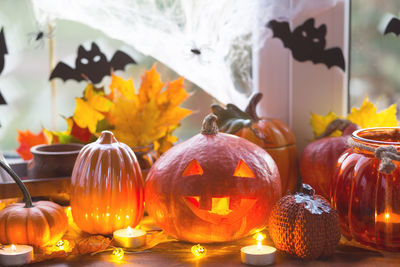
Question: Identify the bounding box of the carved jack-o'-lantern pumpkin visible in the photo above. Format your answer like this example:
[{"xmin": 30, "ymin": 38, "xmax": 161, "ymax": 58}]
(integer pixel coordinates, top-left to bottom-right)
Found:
[
  {"xmin": 212, "ymin": 93, "xmax": 298, "ymax": 194},
  {"xmin": 145, "ymin": 115, "xmax": 281, "ymax": 243}
]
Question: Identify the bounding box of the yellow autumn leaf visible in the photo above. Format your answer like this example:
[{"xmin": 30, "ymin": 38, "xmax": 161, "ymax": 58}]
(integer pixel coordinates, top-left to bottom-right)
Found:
[
  {"xmin": 110, "ymin": 65, "xmax": 192, "ymax": 149},
  {"xmin": 310, "ymin": 111, "xmax": 341, "ymax": 138},
  {"xmin": 112, "ymin": 98, "xmax": 161, "ymax": 146},
  {"xmin": 310, "ymin": 96, "xmax": 399, "ymax": 139},
  {"xmin": 157, "ymin": 77, "xmax": 189, "ymax": 108},
  {"xmin": 347, "ymin": 97, "xmax": 398, "ymax": 128},
  {"xmin": 84, "ymin": 84, "xmax": 113, "ymax": 113},
  {"xmin": 73, "ymin": 84, "xmax": 113, "ymax": 133},
  {"xmin": 157, "ymin": 107, "xmax": 192, "ymax": 128},
  {"xmin": 138, "ymin": 64, "xmax": 164, "ymax": 103},
  {"xmin": 155, "ymin": 134, "xmax": 179, "ymax": 154},
  {"xmin": 74, "ymin": 98, "xmax": 104, "ymax": 133},
  {"xmin": 110, "ymin": 75, "xmax": 136, "ymax": 100}
]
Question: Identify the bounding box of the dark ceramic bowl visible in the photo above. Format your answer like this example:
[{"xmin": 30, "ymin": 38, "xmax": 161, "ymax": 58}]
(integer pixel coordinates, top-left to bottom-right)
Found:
[{"xmin": 27, "ymin": 143, "xmax": 84, "ymax": 179}]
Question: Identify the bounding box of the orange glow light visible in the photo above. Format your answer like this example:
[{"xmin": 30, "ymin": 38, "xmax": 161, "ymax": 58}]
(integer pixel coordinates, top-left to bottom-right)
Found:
[
  {"xmin": 233, "ymin": 160, "xmax": 255, "ymax": 178},
  {"xmin": 56, "ymin": 240, "xmax": 64, "ymax": 250},
  {"xmin": 210, "ymin": 197, "xmax": 232, "ymax": 215},
  {"xmin": 182, "ymin": 159, "xmax": 204, "ymax": 176},
  {"xmin": 255, "ymin": 233, "xmax": 265, "ymax": 250},
  {"xmin": 191, "ymin": 244, "xmax": 206, "ymax": 258},
  {"xmin": 127, "ymin": 226, "xmax": 133, "ymax": 236},
  {"xmin": 111, "ymin": 248, "xmax": 124, "ymax": 261}
]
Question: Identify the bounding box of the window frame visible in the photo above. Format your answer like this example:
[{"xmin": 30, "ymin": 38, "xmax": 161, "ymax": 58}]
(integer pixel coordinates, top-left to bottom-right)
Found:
[{"xmin": 253, "ymin": 0, "xmax": 349, "ymax": 152}]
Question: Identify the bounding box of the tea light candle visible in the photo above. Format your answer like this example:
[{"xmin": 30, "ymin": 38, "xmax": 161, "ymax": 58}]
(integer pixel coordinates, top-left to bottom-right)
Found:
[
  {"xmin": 241, "ymin": 234, "xmax": 276, "ymax": 266},
  {"xmin": 0, "ymin": 244, "xmax": 33, "ymax": 266},
  {"xmin": 113, "ymin": 226, "xmax": 146, "ymax": 248}
]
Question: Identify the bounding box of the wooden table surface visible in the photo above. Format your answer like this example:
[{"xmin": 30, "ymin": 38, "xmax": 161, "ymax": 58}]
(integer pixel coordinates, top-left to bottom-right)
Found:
[
  {"xmin": 2, "ymin": 163, "xmax": 400, "ymax": 266},
  {"xmin": 29, "ymin": 235, "xmax": 400, "ymax": 267}
]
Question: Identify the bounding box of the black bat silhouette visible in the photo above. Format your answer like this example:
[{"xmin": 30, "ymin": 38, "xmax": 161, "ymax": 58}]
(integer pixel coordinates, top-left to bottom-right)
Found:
[
  {"xmin": 0, "ymin": 27, "xmax": 7, "ymax": 75},
  {"xmin": 383, "ymin": 16, "xmax": 400, "ymax": 35},
  {"xmin": 50, "ymin": 42, "xmax": 136, "ymax": 84},
  {"xmin": 0, "ymin": 27, "xmax": 8, "ymax": 105},
  {"xmin": 267, "ymin": 18, "xmax": 345, "ymax": 71}
]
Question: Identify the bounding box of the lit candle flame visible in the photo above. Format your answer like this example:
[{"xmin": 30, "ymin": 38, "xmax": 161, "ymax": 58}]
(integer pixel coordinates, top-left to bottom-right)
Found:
[
  {"xmin": 11, "ymin": 244, "xmax": 16, "ymax": 252},
  {"xmin": 255, "ymin": 233, "xmax": 265, "ymax": 250},
  {"xmin": 126, "ymin": 226, "xmax": 133, "ymax": 236}
]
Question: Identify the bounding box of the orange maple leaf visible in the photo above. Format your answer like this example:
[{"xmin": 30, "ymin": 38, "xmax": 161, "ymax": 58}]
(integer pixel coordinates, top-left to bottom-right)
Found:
[
  {"xmin": 16, "ymin": 130, "xmax": 48, "ymax": 160},
  {"xmin": 110, "ymin": 65, "xmax": 191, "ymax": 149},
  {"xmin": 138, "ymin": 64, "xmax": 164, "ymax": 103}
]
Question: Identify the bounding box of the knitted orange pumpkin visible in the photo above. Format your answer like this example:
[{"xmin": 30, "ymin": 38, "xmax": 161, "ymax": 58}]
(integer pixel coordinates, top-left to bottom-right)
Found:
[
  {"xmin": 0, "ymin": 161, "xmax": 68, "ymax": 247},
  {"xmin": 212, "ymin": 93, "xmax": 297, "ymax": 194},
  {"xmin": 268, "ymin": 184, "xmax": 340, "ymax": 260}
]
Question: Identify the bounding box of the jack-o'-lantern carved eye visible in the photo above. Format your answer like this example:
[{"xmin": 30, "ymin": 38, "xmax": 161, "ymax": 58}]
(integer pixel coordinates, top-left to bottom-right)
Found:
[
  {"xmin": 183, "ymin": 159, "xmax": 204, "ymax": 176},
  {"xmin": 233, "ymin": 159, "xmax": 255, "ymax": 178}
]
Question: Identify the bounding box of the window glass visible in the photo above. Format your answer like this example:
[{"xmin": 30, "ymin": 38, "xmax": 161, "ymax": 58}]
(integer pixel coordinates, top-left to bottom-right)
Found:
[
  {"xmin": 350, "ymin": 0, "xmax": 400, "ymax": 110},
  {"xmin": 0, "ymin": 0, "xmax": 213, "ymax": 155}
]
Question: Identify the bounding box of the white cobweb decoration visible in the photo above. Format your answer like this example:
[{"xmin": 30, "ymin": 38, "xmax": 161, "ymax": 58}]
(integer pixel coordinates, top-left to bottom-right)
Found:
[
  {"xmin": 31, "ymin": 0, "xmax": 260, "ymax": 107},
  {"xmin": 31, "ymin": 0, "xmax": 340, "ymax": 107}
]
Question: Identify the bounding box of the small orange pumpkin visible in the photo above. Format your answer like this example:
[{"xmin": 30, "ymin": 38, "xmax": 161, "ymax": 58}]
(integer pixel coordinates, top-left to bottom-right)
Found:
[
  {"xmin": 269, "ymin": 184, "xmax": 340, "ymax": 260},
  {"xmin": 70, "ymin": 131, "xmax": 144, "ymax": 234},
  {"xmin": 212, "ymin": 93, "xmax": 297, "ymax": 194},
  {"xmin": 0, "ymin": 161, "xmax": 68, "ymax": 247}
]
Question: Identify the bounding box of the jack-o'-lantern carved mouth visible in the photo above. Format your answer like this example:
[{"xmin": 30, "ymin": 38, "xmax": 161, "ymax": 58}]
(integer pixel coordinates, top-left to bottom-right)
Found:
[
  {"xmin": 181, "ymin": 158, "xmax": 258, "ymax": 224},
  {"xmin": 183, "ymin": 196, "xmax": 257, "ymax": 225}
]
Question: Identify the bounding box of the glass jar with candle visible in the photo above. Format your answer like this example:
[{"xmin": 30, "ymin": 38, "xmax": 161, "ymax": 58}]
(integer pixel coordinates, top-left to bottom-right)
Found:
[{"xmin": 331, "ymin": 127, "xmax": 400, "ymax": 251}]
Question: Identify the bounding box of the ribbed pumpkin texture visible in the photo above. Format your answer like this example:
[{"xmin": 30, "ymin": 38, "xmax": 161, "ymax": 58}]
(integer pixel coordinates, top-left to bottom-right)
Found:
[
  {"xmin": 145, "ymin": 115, "xmax": 281, "ymax": 243},
  {"xmin": 0, "ymin": 161, "xmax": 68, "ymax": 247},
  {"xmin": 331, "ymin": 128, "xmax": 400, "ymax": 251},
  {"xmin": 0, "ymin": 201, "xmax": 68, "ymax": 247},
  {"xmin": 71, "ymin": 131, "xmax": 144, "ymax": 234}
]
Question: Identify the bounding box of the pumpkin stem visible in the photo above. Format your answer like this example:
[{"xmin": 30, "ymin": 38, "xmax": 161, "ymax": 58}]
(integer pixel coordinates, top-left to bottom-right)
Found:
[
  {"xmin": 201, "ymin": 114, "xmax": 219, "ymax": 135},
  {"xmin": 0, "ymin": 160, "xmax": 33, "ymax": 208},
  {"xmin": 316, "ymin": 119, "xmax": 352, "ymax": 139},
  {"xmin": 97, "ymin": 131, "xmax": 118, "ymax": 144},
  {"xmin": 245, "ymin": 93, "xmax": 262, "ymax": 121}
]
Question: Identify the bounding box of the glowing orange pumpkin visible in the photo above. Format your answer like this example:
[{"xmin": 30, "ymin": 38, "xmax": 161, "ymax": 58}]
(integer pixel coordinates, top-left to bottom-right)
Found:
[
  {"xmin": 331, "ymin": 127, "xmax": 400, "ymax": 251},
  {"xmin": 0, "ymin": 161, "xmax": 68, "ymax": 247},
  {"xmin": 145, "ymin": 114, "xmax": 281, "ymax": 243},
  {"xmin": 70, "ymin": 131, "xmax": 144, "ymax": 234},
  {"xmin": 212, "ymin": 93, "xmax": 297, "ymax": 194}
]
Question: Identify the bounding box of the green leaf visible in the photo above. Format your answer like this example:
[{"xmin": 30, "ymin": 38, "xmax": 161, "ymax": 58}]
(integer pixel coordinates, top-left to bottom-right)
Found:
[
  {"xmin": 96, "ymin": 118, "xmax": 114, "ymax": 132},
  {"xmin": 211, "ymin": 103, "xmax": 253, "ymax": 133}
]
